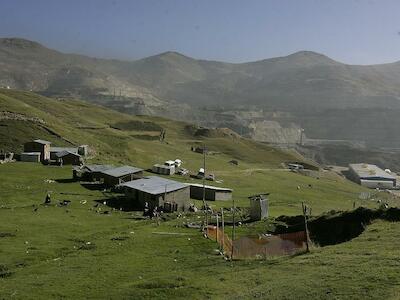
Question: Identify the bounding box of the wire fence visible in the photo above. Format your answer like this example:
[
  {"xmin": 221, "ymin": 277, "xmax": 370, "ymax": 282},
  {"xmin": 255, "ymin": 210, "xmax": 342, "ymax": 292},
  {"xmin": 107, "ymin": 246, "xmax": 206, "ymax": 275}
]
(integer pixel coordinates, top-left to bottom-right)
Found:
[{"xmin": 206, "ymin": 226, "xmax": 307, "ymax": 259}]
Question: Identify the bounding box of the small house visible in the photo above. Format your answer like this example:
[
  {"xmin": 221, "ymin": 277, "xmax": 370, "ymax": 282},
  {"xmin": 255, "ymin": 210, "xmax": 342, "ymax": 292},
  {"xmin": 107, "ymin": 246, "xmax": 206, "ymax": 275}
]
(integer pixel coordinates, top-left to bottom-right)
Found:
[
  {"xmin": 50, "ymin": 147, "xmax": 78, "ymax": 160},
  {"xmin": 152, "ymin": 164, "xmax": 175, "ymax": 175},
  {"xmin": 56, "ymin": 151, "xmax": 82, "ymax": 165},
  {"xmin": 76, "ymin": 164, "xmax": 115, "ymax": 181},
  {"xmin": 20, "ymin": 152, "xmax": 41, "ymax": 163},
  {"xmin": 24, "ymin": 139, "xmax": 51, "ymax": 162},
  {"xmin": 100, "ymin": 166, "xmax": 144, "ymax": 187},
  {"xmin": 119, "ymin": 176, "xmax": 189, "ymax": 211},
  {"xmin": 189, "ymin": 183, "xmax": 232, "ymax": 201},
  {"xmin": 249, "ymin": 194, "xmax": 269, "ymax": 221}
]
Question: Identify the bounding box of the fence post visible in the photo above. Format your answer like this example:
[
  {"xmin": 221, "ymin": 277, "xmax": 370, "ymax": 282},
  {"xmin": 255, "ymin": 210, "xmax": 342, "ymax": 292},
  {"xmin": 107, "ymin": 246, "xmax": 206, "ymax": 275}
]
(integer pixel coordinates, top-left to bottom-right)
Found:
[
  {"xmin": 221, "ymin": 208, "xmax": 225, "ymax": 254},
  {"xmin": 302, "ymin": 202, "xmax": 310, "ymax": 253},
  {"xmin": 216, "ymin": 213, "xmax": 219, "ymax": 243}
]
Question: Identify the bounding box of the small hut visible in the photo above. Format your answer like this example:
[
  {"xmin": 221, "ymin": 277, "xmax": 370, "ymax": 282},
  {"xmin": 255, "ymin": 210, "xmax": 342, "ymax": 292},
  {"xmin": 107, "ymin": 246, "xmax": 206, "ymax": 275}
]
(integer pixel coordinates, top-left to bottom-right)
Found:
[{"xmin": 249, "ymin": 194, "xmax": 269, "ymax": 221}]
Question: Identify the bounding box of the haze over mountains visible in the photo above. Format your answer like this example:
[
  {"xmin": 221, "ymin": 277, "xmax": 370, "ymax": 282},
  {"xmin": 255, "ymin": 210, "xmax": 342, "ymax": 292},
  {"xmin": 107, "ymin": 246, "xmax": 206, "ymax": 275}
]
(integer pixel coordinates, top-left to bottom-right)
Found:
[{"xmin": 2, "ymin": 37, "xmax": 400, "ymax": 148}]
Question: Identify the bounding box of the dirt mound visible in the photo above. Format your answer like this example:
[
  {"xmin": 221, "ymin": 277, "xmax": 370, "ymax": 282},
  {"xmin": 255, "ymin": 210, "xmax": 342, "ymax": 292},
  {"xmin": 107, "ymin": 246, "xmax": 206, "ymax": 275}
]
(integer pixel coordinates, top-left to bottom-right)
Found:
[
  {"xmin": 185, "ymin": 125, "xmax": 241, "ymax": 139},
  {"xmin": 275, "ymin": 207, "xmax": 400, "ymax": 247}
]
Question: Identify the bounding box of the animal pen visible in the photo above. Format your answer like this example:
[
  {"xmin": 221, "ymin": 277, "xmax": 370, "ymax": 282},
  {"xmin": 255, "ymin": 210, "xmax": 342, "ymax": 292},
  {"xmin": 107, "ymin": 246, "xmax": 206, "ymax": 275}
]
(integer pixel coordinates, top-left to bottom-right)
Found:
[
  {"xmin": 205, "ymin": 225, "xmax": 307, "ymax": 259},
  {"xmin": 204, "ymin": 210, "xmax": 308, "ymax": 260}
]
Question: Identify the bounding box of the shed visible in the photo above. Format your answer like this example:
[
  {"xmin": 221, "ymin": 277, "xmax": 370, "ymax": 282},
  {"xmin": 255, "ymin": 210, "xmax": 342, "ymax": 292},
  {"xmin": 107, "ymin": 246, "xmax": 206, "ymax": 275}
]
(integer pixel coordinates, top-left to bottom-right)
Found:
[
  {"xmin": 56, "ymin": 151, "xmax": 82, "ymax": 165},
  {"xmin": 50, "ymin": 147, "xmax": 78, "ymax": 160},
  {"xmin": 78, "ymin": 145, "xmax": 89, "ymax": 156},
  {"xmin": 100, "ymin": 166, "xmax": 144, "ymax": 186},
  {"xmin": 189, "ymin": 183, "xmax": 232, "ymax": 201},
  {"xmin": 249, "ymin": 194, "xmax": 269, "ymax": 221},
  {"xmin": 20, "ymin": 152, "xmax": 41, "ymax": 163},
  {"xmin": 24, "ymin": 139, "xmax": 51, "ymax": 162},
  {"xmin": 152, "ymin": 164, "xmax": 175, "ymax": 175},
  {"xmin": 348, "ymin": 163, "xmax": 396, "ymax": 189},
  {"xmin": 77, "ymin": 164, "xmax": 114, "ymax": 181},
  {"xmin": 119, "ymin": 176, "xmax": 189, "ymax": 211}
]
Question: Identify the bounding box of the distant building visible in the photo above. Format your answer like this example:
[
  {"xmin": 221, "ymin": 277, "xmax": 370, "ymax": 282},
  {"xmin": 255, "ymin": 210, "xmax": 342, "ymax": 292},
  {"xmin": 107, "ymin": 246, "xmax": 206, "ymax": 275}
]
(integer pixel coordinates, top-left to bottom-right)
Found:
[
  {"xmin": 189, "ymin": 183, "xmax": 232, "ymax": 201},
  {"xmin": 75, "ymin": 164, "xmax": 114, "ymax": 181},
  {"xmin": 152, "ymin": 164, "xmax": 175, "ymax": 175},
  {"xmin": 119, "ymin": 176, "xmax": 189, "ymax": 211},
  {"xmin": 348, "ymin": 163, "xmax": 396, "ymax": 189},
  {"xmin": 99, "ymin": 166, "xmax": 144, "ymax": 186},
  {"xmin": 78, "ymin": 145, "xmax": 89, "ymax": 156},
  {"xmin": 56, "ymin": 151, "xmax": 82, "ymax": 165},
  {"xmin": 191, "ymin": 146, "xmax": 208, "ymax": 154},
  {"xmin": 50, "ymin": 145, "xmax": 89, "ymax": 160},
  {"xmin": 249, "ymin": 194, "xmax": 269, "ymax": 221},
  {"xmin": 50, "ymin": 147, "xmax": 78, "ymax": 160},
  {"xmin": 20, "ymin": 152, "xmax": 41, "ymax": 163},
  {"xmin": 24, "ymin": 139, "xmax": 51, "ymax": 162}
]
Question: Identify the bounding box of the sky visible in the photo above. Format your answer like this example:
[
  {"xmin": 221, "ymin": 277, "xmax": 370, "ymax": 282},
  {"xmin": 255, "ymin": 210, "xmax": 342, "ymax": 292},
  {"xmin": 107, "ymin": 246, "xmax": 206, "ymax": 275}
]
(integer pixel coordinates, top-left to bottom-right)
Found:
[{"xmin": 1, "ymin": 0, "xmax": 400, "ymax": 64}]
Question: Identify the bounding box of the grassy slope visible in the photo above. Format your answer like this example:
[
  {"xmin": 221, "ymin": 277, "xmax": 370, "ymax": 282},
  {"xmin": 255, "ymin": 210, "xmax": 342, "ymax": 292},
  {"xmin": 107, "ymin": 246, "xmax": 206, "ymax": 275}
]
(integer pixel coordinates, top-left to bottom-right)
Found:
[
  {"xmin": 0, "ymin": 89, "xmax": 379, "ymax": 215},
  {"xmin": 1, "ymin": 90, "xmax": 400, "ymax": 298},
  {"xmin": 0, "ymin": 163, "xmax": 400, "ymax": 299}
]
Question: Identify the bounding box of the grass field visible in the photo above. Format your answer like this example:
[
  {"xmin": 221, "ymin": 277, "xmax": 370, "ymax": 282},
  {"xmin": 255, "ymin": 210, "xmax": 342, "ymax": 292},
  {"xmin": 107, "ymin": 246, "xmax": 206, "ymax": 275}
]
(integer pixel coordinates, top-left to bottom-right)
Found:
[
  {"xmin": 2, "ymin": 90, "xmax": 400, "ymax": 299},
  {"xmin": 1, "ymin": 163, "xmax": 400, "ymax": 299}
]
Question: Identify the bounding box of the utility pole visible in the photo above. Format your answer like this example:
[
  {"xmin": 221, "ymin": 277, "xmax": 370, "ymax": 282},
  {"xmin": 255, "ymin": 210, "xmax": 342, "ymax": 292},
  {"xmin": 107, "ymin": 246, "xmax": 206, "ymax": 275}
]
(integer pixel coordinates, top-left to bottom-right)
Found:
[
  {"xmin": 302, "ymin": 202, "xmax": 310, "ymax": 252},
  {"xmin": 202, "ymin": 144, "xmax": 207, "ymax": 228},
  {"xmin": 299, "ymin": 128, "xmax": 305, "ymax": 146}
]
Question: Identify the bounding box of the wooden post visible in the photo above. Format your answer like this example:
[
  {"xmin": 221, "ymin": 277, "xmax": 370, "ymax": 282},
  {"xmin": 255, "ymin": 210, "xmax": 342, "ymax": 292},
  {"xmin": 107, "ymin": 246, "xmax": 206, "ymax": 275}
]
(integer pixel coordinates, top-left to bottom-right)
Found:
[
  {"xmin": 302, "ymin": 202, "xmax": 310, "ymax": 252},
  {"xmin": 221, "ymin": 208, "xmax": 225, "ymax": 253},
  {"xmin": 202, "ymin": 144, "xmax": 207, "ymax": 229},
  {"xmin": 216, "ymin": 214, "xmax": 219, "ymax": 243}
]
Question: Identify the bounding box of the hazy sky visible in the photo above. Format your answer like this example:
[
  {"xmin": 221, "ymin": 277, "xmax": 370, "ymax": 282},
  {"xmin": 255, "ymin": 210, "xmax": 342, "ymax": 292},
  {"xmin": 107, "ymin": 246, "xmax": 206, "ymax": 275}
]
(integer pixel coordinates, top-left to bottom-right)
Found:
[{"xmin": 1, "ymin": 0, "xmax": 400, "ymax": 64}]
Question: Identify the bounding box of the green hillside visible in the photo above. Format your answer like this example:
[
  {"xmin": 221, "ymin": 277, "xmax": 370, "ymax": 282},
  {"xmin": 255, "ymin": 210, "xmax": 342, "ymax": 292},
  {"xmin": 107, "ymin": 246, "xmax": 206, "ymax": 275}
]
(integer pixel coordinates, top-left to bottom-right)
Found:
[
  {"xmin": 0, "ymin": 88, "xmax": 377, "ymax": 214},
  {"xmin": 0, "ymin": 163, "xmax": 399, "ymax": 299},
  {"xmin": 2, "ymin": 89, "xmax": 400, "ymax": 299}
]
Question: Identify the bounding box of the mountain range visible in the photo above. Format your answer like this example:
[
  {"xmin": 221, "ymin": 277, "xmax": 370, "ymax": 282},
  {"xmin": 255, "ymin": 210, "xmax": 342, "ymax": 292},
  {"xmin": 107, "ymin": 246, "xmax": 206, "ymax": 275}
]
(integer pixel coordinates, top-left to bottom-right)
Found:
[{"xmin": 2, "ymin": 37, "xmax": 400, "ymax": 147}]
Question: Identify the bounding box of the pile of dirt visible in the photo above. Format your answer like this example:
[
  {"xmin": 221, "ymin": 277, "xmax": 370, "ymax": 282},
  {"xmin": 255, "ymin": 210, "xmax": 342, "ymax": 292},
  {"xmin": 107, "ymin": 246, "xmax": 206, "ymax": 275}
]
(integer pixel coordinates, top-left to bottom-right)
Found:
[
  {"xmin": 186, "ymin": 125, "xmax": 241, "ymax": 139},
  {"xmin": 275, "ymin": 207, "xmax": 400, "ymax": 247}
]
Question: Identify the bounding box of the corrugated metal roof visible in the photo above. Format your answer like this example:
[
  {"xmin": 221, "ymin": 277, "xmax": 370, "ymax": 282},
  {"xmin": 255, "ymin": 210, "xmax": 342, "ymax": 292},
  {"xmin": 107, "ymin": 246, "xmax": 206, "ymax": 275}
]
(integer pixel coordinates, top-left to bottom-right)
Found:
[
  {"xmin": 349, "ymin": 163, "xmax": 396, "ymax": 180},
  {"xmin": 21, "ymin": 152, "xmax": 41, "ymax": 156},
  {"xmin": 33, "ymin": 139, "xmax": 51, "ymax": 145},
  {"xmin": 119, "ymin": 176, "xmax": 188, "ymax": 195},
  {"xmin": 153, "ymin": 164, "xmax": 174, "ymax": 169},
  {"xmin": 50, "ymin": 147, "xmax": 78, "ymax": 153},
  {"xmin": 189, "ymin": 183, "xmax": 233, "ymax": 192},
  {"xmin": 84, "ymin": 164, "xmax": 114, "ymax": 173},
  {"xmin": 55, "ymin": 151, "xmax": 81, "ymax": 158},
  {"xmin": 101, "ymin": 166, "xmax": 143, "ymax": 178}
]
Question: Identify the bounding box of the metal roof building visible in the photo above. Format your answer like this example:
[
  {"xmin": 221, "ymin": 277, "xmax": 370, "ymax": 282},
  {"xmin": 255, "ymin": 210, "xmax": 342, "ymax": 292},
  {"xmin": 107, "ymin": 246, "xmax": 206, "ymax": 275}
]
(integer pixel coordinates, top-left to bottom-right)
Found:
[
  {"xmin": 188, "ymin": 183, "xmax": 233, "ymax": 201},
  {"xmin": 73, "ymin": 164, "xmax": 115, "ymax": 181},
  {"xmin": 55, "ymin": 151, "xmax": 82, "ymax": 165},
  {"xmin": 24, "ymin": 139, "xmax": 51, "ymax": 161},
  {"xmin": 33, "ymin": 139, "xmax": 51, "ymax": 145},
  {"xmin": 99, "ymin": 165, "xmax": 144, "ymax": 186},
  {"xmin": 348, "ymin": 163, "xmax": 396, "ymax": 189},
  {"xmin": 120, "ymin": 176, "xmax": 188, "ymax": 194},
  {"xmin": 119, "ymin": 176, "xmax": 189, "ymax": 211},
  {"xmin": 84, "ymin": 164, "xmax": 115, "ymax": 173}
]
